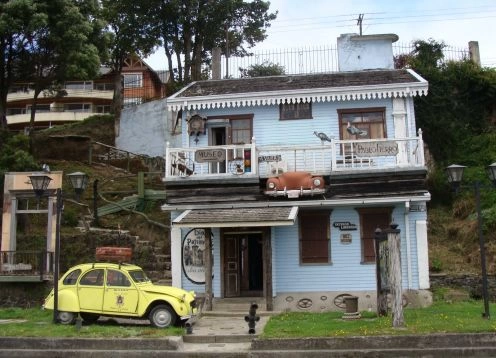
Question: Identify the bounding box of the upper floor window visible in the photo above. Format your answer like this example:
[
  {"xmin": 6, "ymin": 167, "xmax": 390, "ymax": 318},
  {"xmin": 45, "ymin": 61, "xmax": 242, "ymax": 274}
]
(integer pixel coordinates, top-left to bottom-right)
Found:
[
  {"xmin": 26, "ymin": 104, "xmax": 50, "ymax": 113},
  {"xmin": 123, "ymin": 73, "xmax": 143, "ymax": 88},
  {"xmin": 96, "ymin": 105, "xmax": 111, "ymax": 114},
  {"xmin": 338, "ymin": 108, "xmax": 386, "ymax": 140},
  {"xmin": 7, "ymin": 108, "xmax": 26, "ymax": 115},
  {"xmin": 230, "ymin": 118, "xmax": 252, "ymax": 145},
  {"xmin": 65, "ymin": 103, "xmax": 91, "ymax": 112},
  {"xmin": 299, "ymin": 210, "xmax": 331, "ymax": 264},
  {"xmin": 94, "ymin": 82, "xmax": 114, "ymax": 91},
  {"xmin": 279, "ymin": 100, "xmax": 312, "ymax": 120},
  {"xmin": 65, "ymin": 81, "xmax": 93, "ymax": 90}
]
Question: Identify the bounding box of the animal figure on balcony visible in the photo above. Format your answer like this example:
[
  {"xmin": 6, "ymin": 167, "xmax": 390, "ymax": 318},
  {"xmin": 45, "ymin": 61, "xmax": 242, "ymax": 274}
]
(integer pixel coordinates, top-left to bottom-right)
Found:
[
  {"xmin": 346, "ymin": 122, "xmax": 368, "ymax": 137},
  {"xmin": 313, "ymin": 131, "xmax": 333, "ymax": 144}
]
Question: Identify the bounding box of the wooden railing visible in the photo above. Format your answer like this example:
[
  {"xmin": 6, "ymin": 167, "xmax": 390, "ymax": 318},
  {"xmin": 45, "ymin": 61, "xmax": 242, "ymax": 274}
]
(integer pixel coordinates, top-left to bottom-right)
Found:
[
  {"xmin": 0, "ymin": 251, "xmax": 53, "ymax": 280},
  {"xmin": 164, "ymin": 130, "xmax": 425, "ymax": 180}
]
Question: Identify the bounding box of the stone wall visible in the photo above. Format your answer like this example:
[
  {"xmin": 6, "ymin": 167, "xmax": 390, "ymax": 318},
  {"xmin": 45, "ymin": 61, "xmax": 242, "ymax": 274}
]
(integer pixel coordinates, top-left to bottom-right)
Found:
[{"xmin": 430, "ymin": 273, "xmax": 496, "ymax": 300}]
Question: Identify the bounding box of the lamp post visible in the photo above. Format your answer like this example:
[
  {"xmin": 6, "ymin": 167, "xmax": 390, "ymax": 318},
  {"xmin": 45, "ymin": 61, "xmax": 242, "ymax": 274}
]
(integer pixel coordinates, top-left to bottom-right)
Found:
[
  {"xmin": 29, "ymin": 171, "xmax": 88, "ymax": 323},
  {"xmin": 445, "ymin": 163, "xmax": 496, "ymax": 320}
]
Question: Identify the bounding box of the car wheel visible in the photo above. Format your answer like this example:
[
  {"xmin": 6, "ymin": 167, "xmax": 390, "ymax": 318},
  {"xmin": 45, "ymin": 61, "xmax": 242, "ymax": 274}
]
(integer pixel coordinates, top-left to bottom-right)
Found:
[
  {"xmin": 149, "ymin": 305, "xmax": 177, "ymax": 328},
  {"xmin": 80, "ymin": 313, "xmax": 100, "ymax": 324},
  {"xmin": 57, "ymin": 311, "xmax": 76, "ymax": 325}
]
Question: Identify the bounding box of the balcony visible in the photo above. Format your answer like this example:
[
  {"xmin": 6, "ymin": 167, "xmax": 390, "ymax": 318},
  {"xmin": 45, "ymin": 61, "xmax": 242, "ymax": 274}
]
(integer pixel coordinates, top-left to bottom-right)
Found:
[
  {"xmin": 164, "ymin": 130, "xmax": 425, "ymax": 182},
  {"xmin": 0, "ymin": 251, "xmax": 54, "ymax": 282}
]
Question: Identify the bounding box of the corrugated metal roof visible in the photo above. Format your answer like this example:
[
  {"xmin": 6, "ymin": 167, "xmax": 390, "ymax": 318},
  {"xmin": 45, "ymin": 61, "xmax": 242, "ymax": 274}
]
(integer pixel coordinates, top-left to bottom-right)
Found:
[{"xmin": 173, "ymin": 206, "xmax": 298, "ymax": 228}]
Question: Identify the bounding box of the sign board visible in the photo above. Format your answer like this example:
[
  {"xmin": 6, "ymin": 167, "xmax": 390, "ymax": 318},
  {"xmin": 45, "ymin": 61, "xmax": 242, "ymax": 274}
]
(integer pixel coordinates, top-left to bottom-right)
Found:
[
  {"xmin": 182, "ymin": 228, "xmax": 212, "ymax": 284},
  {"xmin": 340, "ymin": 234, "xmax": 352, "ymax": 244},
  {"xmin": 410, "ymin": 204, "xmax": 427, "ymax": 212},
  {"xmin": 354, "ymin": 141, "xmax": 398, "ymax": 157},
  {"xmin": 195, "ymin": 149, "xmax": 226, "ymax": 163},
  {"xmin": 258, "ymin": 155, "xmax": 282, "ymax": 162},
  {"xmin": 333, "ymin": 221, "xmax": 357, "ymax": 231}
]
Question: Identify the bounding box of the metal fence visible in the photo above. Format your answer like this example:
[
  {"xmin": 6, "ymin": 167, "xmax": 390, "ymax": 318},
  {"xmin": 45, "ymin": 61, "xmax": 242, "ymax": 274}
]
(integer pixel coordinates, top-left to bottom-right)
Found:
[{"xmin": 221, "ymin": 42, "xmax": 470, "ymax": 78}]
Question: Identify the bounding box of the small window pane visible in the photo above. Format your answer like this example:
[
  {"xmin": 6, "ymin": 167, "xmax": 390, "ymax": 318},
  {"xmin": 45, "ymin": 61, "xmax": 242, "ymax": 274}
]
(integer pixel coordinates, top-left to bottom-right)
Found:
[
  {"xmin": 79, "ymin": 269, "xmax": 104, "ymax": 286},
  {"xmin": 106, "ymin": 269, "xmax": 131, "ymax": 287},
  {"xmin": 63, "ymin": 269, "xmax": 81, "ymax": 285}
]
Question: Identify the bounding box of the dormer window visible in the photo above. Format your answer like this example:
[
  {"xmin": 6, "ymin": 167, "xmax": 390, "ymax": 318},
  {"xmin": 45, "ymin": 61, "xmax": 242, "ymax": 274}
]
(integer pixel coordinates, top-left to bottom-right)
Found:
[{"xmin": 279, "ymin": 100, "xmax": 312, "ymax": 120}]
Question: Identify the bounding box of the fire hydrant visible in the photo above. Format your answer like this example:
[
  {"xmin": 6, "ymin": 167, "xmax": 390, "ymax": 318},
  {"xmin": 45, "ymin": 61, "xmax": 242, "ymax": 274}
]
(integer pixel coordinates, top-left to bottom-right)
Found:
[{"xmin": 244, "ymin": 302, "xmax": 260, "ymax": 334}]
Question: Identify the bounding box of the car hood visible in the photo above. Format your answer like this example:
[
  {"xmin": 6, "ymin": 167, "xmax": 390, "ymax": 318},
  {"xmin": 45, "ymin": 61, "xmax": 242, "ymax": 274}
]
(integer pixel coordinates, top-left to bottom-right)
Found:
[{"xmin": 140, "ymin": 283, "xmax": 194, "ymax": 300}]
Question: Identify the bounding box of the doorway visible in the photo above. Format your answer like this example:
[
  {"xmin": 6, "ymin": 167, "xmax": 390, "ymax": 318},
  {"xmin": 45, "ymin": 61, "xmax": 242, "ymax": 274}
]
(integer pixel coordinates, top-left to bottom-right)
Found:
[
  {"xmin": 210, "ymin": 126, "xmax": 227, "ymax": 173},
  {"xmin": 223, "ymin": 233, "xmax": 263, "ymax": 297}
]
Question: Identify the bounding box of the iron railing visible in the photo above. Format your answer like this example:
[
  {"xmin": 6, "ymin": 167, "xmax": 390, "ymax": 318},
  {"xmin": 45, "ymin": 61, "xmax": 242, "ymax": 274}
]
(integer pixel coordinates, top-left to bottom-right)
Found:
[{"xmin": 0, "ymin": 251, "xmax": 53, "ymax": 280}]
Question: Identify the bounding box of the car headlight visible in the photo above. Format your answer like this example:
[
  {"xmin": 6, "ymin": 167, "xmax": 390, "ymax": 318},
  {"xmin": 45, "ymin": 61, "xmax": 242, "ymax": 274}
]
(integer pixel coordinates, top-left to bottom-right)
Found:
[
  {"xmin": 313, "ymin": 178, "xmax": 321, "ymax": 186},
  {"xmin": 268, "ymin": 182, "xmax": 276, "ymax": 189}
]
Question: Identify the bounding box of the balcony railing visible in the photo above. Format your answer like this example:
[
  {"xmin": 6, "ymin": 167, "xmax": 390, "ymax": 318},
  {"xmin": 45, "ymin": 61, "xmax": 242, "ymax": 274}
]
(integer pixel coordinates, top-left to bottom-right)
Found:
[
  {"xmin": 0, "ymin": 251, "xmax": 53, "ymax": 281},
  {"xmin": 164, "ymin": 130, "xmax": 425, "ymax": 181}
]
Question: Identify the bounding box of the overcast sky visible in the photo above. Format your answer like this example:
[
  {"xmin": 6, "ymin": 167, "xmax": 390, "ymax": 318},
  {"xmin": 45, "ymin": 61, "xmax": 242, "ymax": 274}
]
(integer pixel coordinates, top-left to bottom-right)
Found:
[{"xmin": 144, "ymin": 0, "xmax": 496, "ymax": 70}]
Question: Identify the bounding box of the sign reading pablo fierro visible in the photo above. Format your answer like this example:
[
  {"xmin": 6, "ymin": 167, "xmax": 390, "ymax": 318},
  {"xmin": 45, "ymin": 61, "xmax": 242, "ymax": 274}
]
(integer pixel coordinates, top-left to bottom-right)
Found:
[
  {"xmin": 195, "ymin": 149, "xmax": 226, "ymax": 163},
  {"xmin": 354, "ymin": 141, "xmax": 398, "ymax": 157},
  {"xmin": 333, "ymin": 221, "xmax": 358, "ymax": 231},
  {"xmin": 182, "ymin": 228, "xmax": 209, "ymax": 284}
]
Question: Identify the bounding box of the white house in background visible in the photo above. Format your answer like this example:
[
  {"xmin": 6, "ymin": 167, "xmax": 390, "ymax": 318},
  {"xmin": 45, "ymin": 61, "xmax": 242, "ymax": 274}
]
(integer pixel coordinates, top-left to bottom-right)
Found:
[{"xmin": 161, "ymin": 33, "xmax": 432, "ymax": 312}]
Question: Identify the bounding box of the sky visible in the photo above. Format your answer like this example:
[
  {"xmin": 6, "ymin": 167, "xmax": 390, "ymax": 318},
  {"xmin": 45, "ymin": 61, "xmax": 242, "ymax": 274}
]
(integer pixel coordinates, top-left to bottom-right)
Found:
[{"xmin": 144, "ymin": 0, "xmax": 496, "ymax": 70}]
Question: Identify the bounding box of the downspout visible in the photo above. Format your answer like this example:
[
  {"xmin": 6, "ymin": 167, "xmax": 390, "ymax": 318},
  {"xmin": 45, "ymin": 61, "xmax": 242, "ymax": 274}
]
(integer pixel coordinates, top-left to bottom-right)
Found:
[{"xmin": 404, "ymin": 201, "xmax": 412, "ymax": 289}]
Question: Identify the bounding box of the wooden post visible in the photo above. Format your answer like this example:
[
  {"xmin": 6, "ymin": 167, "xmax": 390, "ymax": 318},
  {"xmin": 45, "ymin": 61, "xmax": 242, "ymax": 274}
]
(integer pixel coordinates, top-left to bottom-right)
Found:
[
  {"xmin": 204, "ymin": 228, "xmax": 213, "ymax": 311},
  {"xmin": 386, "ymin": 223, "xmax": 404, "ymax": 328},
  {"xmin": 263, "ymin": 230, "xmax": 273, "ymax": 311},
  {"xmin": 374, "ymin": 228, "xmax": 388, "ymax": 316}
]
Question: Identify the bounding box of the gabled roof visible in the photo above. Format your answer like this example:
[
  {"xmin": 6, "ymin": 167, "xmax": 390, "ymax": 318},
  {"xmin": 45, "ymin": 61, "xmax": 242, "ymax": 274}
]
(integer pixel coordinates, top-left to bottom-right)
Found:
[{"xmin": 167, "ymin": 68, "xmax": 428, "ymax": 111}]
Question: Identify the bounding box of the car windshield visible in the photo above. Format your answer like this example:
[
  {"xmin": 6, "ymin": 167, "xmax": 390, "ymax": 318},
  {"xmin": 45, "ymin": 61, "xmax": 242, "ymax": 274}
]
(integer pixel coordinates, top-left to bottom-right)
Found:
[{"xmin": 129, "ymin": 269, "xmax": 150, "ymax": 283}]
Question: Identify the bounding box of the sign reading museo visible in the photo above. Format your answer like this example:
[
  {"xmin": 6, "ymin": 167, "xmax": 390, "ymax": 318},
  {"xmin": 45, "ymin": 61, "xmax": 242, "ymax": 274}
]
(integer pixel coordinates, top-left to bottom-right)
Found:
[
  {"xmin": 355, "ymin": 141, "xmax": 398, "ymax": 157},
  {"xmin": 195, "ymin": 149, "xmax": 226, "ymax": 163},
  {"xmin": 182, "ymin": 228, "xmax": 209, "ymax": 284}
]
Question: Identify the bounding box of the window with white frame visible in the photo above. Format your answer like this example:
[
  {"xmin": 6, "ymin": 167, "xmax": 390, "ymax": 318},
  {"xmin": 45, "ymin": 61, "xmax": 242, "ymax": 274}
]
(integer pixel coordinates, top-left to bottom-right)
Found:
[
  {"xmin": 96, "ymin": 105, "xmax": 111, "ymax": 113},
  {"xmin": 26, "ymin": 104, "xmax": 50, "ymax": 113},
  {"xmin": 123, "ymin": 73, "xmax": 143, "ymax": 88},
  {"xmin": 65, "ymin": 81, "xmax": 93, "ymax": 90}
]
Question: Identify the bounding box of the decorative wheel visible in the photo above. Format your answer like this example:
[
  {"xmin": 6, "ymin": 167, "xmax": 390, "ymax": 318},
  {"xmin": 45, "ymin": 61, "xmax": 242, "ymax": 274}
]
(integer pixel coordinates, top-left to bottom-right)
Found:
[
  {"xmin": 58, "ymin": 311, "xmax": 76, "ymax": 325},
  {"xmin": 149, "ymin": 305, "xmax": 177, "ymax": 328},
  {"xmin": 333, "ymin": 294, "xmax": 354, "ymax": 309},
  {"xmin": 173, "ymin": 159, "xmax": 195, "ymax": 177},
  {"xmin": 229, "ymin": 159, "xmax": 244, "ymax": 175}
]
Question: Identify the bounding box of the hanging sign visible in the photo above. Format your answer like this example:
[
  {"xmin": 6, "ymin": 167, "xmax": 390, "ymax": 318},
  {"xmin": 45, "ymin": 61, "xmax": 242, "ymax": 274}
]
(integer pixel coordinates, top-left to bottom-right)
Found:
[
  {"xmin": 354, "ymin": 141, "xmax": 399, "ymax": 157},
  {"xmin": 182, "ymin": 228, "xmax": 212, "ymax": 284},
  {"xmin": 195, "ymin": 149, "xmax": 226, "ymax": 163},
  {"xmin": 333, "ymin": 221, "xmax": 358, "ymax": 231}
]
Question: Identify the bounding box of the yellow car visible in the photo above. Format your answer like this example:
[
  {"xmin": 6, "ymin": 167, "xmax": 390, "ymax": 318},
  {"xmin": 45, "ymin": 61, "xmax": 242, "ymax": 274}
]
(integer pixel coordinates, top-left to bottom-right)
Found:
[{"xmin": 43, "ymin": 263, "xmax": 197, "ymax": 328}]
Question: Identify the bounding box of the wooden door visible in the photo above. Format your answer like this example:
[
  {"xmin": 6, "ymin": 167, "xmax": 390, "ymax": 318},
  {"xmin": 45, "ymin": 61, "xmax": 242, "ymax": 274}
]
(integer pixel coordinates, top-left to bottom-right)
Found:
[
  {"xmin": 224, "ymin": 236, "xmax": 240, "ymax": 297},
  {"xmin": 359, "ymin": 208, "xmax": 392, "ymax": 263}
]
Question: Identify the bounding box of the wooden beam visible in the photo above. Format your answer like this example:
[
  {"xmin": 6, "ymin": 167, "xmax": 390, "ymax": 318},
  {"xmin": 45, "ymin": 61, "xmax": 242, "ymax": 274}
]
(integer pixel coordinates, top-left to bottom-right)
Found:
[
  {"xmin": 264, "ymin": 230, "xmax": 273, "ymax": 311},
  {"xmin": 204, "ymin": 229, "xmax": 213, "ymax": 311}
]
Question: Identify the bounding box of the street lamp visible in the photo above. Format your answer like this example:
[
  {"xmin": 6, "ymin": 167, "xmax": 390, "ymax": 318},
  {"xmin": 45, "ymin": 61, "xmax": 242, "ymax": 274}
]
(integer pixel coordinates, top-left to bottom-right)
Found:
[
  {"xmin": 445, "ymin": 162, "xmax": 496, "ymax": 319},
  {"xmin": 29, "ymin": 171, "xmax": 88, "ymax": 323}
]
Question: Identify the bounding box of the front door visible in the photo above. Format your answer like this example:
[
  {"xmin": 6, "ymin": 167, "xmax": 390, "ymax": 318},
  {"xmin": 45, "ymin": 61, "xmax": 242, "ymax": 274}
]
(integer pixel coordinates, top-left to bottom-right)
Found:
[
  {"xmin": 223, "ymin": 233, "xmax": 263, "ymax": 297},
  {"xmin": 210, "ymin": 126, "xmax": 227, "ymax": 173}
]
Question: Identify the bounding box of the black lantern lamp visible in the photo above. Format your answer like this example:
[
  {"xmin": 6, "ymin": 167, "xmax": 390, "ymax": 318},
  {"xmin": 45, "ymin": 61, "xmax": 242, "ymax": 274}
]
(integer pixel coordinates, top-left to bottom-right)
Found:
[
  {"xmin": 67, "ymin": 172, "xmax": 89, "ymax": 201},
  {"xmin": 445, "ymin": 164, "xmax": 466, "ymax": 193},
  {"xmin": 486, "ymin": 162, "xmax": 496, "ymax": 187},
  {"xmin": 29, "ymin": 174, "xmax": 53, "ymax": 199},
  {"xmin": 28, "ymin": 170, "xmax": 88, "ymax": 324}
]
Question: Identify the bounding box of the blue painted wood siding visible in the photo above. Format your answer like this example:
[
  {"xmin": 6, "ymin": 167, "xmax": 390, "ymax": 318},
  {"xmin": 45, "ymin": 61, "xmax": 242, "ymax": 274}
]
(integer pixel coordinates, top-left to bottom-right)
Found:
[{"xmin": 182, "ymin": 98, "xmax": 408, "ymax": 148}]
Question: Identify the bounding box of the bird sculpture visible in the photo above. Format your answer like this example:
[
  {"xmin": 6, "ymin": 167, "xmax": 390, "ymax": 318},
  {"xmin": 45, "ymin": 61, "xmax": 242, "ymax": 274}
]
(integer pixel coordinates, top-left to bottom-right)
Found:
[
  {"xmin": 346, "ymin": 122, "xmax": 368, "ymax": 137},
  {"xmin": 313, "ymin": 131, "xmax": 333, "ymax": 144}
]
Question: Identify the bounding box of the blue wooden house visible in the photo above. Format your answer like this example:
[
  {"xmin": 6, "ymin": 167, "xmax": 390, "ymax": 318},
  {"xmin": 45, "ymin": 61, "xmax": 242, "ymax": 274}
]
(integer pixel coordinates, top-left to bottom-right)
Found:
[{"xmin": 162, "ymin": 33, "xmax": 432, "ymax": 312}]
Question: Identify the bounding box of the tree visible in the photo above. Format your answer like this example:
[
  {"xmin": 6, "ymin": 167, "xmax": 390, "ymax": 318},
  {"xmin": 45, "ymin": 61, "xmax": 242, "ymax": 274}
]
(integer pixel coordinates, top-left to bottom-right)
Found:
[
  {"xmin": 396, "ymin": 39, "xmax": 496, "ymax": 164},
  {"xmin": 239, "ymin": 61, "xmax": 285, "ymax": 77},
  {"xmin": 99, "ymin": 0, "xmax": 161, "ymax": 130},
  {"xmin": 155, "ymin": 0, "xmax": 277, "ymax": 84}
]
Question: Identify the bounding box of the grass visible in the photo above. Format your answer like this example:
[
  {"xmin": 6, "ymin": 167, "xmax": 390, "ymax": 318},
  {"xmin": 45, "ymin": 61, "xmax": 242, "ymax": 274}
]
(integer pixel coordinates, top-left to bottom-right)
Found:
[
  {"xmin": 261, "ymin": 300, "xmax": 496, "ymax": 338},
  {"xmin": 1, "ymin": 300, "xmax": 496, "ymax": 339},
  {"xmin": 0, "ymin": 308, "xmax": 183, "ymax": 338}
]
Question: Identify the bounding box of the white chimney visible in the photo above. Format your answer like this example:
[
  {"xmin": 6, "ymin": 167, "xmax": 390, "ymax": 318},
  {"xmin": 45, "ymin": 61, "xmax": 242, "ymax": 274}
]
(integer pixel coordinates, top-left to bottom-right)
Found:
[{"xmin": 337, "ymin": 33, "xmax": 399, "ymax": 71}]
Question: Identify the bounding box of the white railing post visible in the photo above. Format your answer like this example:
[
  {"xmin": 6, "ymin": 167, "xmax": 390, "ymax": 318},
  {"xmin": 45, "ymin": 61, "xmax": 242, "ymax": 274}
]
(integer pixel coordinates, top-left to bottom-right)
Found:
[
  {"xmin": 417, "ymin": 128, "xmax": 425, "ymax": 166},
  {"xmin": 251, "ymin": 137, "xmax": 257, "ymax": 175},
  {"xmin": 330, "ymin": 138, "xmax": 337, "ymax": 170}
]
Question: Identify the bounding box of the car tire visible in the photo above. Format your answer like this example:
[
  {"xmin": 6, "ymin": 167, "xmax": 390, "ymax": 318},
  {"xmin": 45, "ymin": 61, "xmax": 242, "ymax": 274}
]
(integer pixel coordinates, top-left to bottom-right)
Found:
[
  {"xmin": 58, "ymin": 311, "xmax": 76, "ymax": 325},
  {"xmin": 149, "ymin": 305, "xmax": 177, "ymax": 328},
  {"xmin": 80, "ymin": 313, "xmax": 100, "ymax": 324}
]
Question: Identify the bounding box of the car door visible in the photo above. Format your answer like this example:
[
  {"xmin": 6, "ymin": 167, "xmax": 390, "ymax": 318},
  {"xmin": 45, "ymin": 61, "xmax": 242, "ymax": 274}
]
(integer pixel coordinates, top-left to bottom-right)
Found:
[
  {"xmin": 77, "ymin": 268, "xmax": 105, "ymax": 312},
  {"xmin": 102, "ymin": 269, "xmax": 139, "ymax": 314}
]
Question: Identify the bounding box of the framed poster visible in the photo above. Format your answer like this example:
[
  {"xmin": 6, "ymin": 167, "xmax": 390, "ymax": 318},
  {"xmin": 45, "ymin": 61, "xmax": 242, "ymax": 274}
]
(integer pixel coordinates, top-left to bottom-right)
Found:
[{"xmin": 182, "ymin": 228, "xmax": 213, "ymax": 284}]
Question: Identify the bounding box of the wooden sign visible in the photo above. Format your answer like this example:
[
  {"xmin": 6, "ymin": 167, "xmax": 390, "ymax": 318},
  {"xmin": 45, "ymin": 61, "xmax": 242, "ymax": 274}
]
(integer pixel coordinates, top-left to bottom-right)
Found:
[
  {"xmin": 195, "ymin": 149, "xmax": 226, "ymax": 163},
  {"xmin": 340, "ymin": 234, "xmax": 352, "ymax": 244},
  {"xmin": 354, "ymin": 141, "xmax": 398, "ymax": 157}
]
